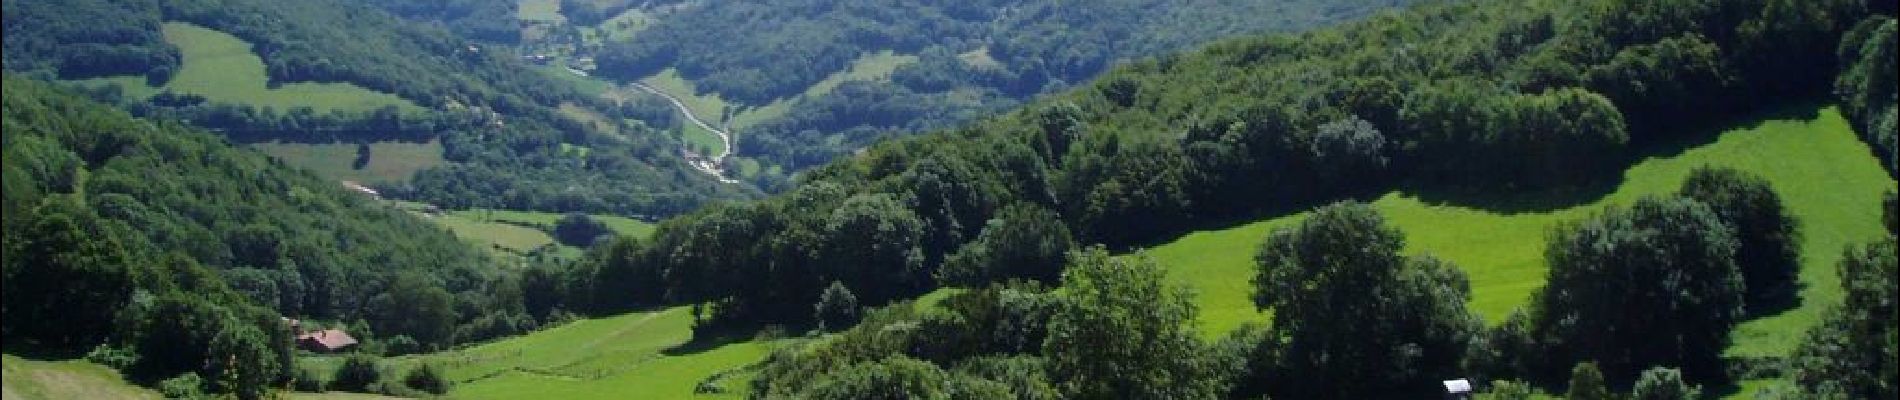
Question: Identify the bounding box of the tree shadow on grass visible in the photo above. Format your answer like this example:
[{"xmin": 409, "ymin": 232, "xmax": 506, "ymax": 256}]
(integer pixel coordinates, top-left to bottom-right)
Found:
[
  {"xmin": 661, "ymin": 329, "xmax": 760, "ymax": 357},
  {"xmin": 1404, "ymin": 101, "xmax": 1828, "ymax": 215}
]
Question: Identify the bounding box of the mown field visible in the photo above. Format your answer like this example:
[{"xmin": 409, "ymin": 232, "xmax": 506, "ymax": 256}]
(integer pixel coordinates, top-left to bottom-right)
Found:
[
  {"xmin": 422, "ymin": 207, "xmax": 657, "ymax": 259},
  {"xmin": 1147, "ymin": 105, "xmax": 1894, "ymax": 359},
  {"xmin": 75, "ymin": 23, "xmax": 421, "ymax": 114},
  {"xmin": 387, "ymin": 306, "xmax": 778, "ymax": 399},
  {"xmin": 251, "ymin": 140, "xmax": 446, "ymax": 185},
  {"xmin": 0, "ymin": 355, "xmax": 156, "ymax": 400}
]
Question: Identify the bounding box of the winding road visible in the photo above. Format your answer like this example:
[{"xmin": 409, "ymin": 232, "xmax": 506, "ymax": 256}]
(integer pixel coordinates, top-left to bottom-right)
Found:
[{"xmin": 629, "ymin": 82, "xmax": 739, "ymax": 184}]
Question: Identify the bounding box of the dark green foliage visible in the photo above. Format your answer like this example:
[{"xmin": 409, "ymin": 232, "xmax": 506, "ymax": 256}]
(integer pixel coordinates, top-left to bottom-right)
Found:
[
  {"xmin": 1566, "ymin": 362, "xmax": 1613, "ymax": 400},
  {"xmin": 552, "ymin": 213, "xmax": 613, "ymax": 247},
  {"xmin": 952, "ymin": 356, "xmax": 1060, "ymax": 400},
  {"xmin": 330, "ymin": 355, "xmax": 382, "ymax": 393},
  {"xmin": 1246, "ymin": 202, "xmax": 1481, "ymax": 398},
  {"xmin": 6, "ymin": 0, "xmax": 755, "ymax": 218},
  {"xmin": 0, "ymin": 196, "xmax": 134, "ymax": 352},
  {"xmin": 1484, "ymin": 380, "xmax": 1535, "ymax": 400},
  {"xmin": 1043, "ymin": 248, "xmax": 1229, "ymax": 399},
  {"xmin": 0, "ymin": 0, "xmax": 176, "ymax": 81},
  {"xmin": 814, "ymin": 281, "xmax": 861, "ymax": 332},
  {"xmin": 368, "ymin": 273, "xmax": 458, "ymax": 352},
  {"xmin": 350, "ymin": 0, "xmax": 520, "ymax": 43},
  {"xmin": 2, "ymin": 76, "xmax": 517, "ymax": 358},
  {"xmin": 293, "ymin": 367, "xmax": 326, "ymax": 392},
  {"xmin": 908, "ymin": 283, "xmax": 1057, "ymax": 363},
  {"xmin": 205, "ymin": 321, "xmax": 283, "ymax": 400},
  {"xmin": 820, "ymin": 194, "xmax": 929, "ymax": 305},
  {"xmin": 1631, "ymin": 367, "xmax": 1701, "ymax": 400},
  {"xmin": 795, "ymin": 356, "xmax": 997, "ymax": 400},
  {"xmin": 1788, "ymin": 236, "xmax": 1898, "ymax": 398},
  {"xmin": 938, "ymin": 202, "xmax": 1075, "ymax": 286},
  {"xmin": 157, "ymin": 373, "xmax": 208, "ymax": 399},
  {"xmin": 1536, "ymin": 196, "xmax": 1743, "ymax": 383},
  {"xmin": 403, "ymin": 363, "xmax": 451, "ymax": 395},
  {"xmin": 1403, "ymin": 84, "xmax": 1630, "ymax": 189},
  {"xmin": 1835, "ymin": 16, "xmax": 1897, "ymax": 176},
  {"xmin": 1679, "ymin": 167, "xmax": 1801, "ymax": 312}
]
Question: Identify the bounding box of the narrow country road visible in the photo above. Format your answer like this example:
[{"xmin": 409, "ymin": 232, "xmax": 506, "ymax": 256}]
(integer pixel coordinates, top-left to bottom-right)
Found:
[{"xmin": 629, "ymin": 82, "xmax": 739, "ymax": 184}]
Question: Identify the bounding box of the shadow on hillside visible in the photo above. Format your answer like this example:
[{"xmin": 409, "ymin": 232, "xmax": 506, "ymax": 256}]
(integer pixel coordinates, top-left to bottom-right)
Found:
[
  {"xmin": 0, "ymin": 342, "xmax": 89, "ymax": 361},
  {"xmin": 1403, "ymin": 101, "xmax": 1828, "ymax": 215},
  {"xmin": 661, "ymin": 331, "xmax": 754, "ymax": 357}
]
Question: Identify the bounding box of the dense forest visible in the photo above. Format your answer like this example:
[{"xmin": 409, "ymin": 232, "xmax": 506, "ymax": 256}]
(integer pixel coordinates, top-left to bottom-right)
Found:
[
  {"xmin": 519, "ymin": 0, "xmax": 1897, "ymax": 398},
  {"xmin": 0, "ymin": 77, "xmax": 564, "ymax": 398},
  {"xmin": 3, "ymin": 0, "xmax": 757, "ymax": 218},
  {"xmin": 4, "ymin": 0, "xmax": 1897, "ymax": 398},
  {"xmin": 582, "ymin": 0, "xmax": 1422, "ymax": 178}
]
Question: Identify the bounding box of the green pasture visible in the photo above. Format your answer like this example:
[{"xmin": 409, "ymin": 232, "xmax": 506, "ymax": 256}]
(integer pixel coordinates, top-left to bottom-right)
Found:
[
  {"xmin": 1146, "ymin": 105, "xmax": 1896, "ymax": 359},
  {"xmin": 251, "ymin": 140, "xmax": 446, "ymax": 185},
  {"xmin": 72, "ymin": 23, "xmax": 420, "ymax": 114},
  {"xmin": 0, "ymin": 355, "xmax": 157, "ymax": 400}
]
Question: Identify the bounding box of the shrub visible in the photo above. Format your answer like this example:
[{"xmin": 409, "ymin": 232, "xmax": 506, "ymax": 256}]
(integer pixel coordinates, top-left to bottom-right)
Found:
[
  {"xmin": 329, "ymin": 355, "xmax": 382, "ymax": 393},
  {"xmin": 157, "ymin": 372, "xmax": 207, "ymax": 399},
  {"xmin": 403, "ymin": 363, "xmax": 451, "ymax": 395}
]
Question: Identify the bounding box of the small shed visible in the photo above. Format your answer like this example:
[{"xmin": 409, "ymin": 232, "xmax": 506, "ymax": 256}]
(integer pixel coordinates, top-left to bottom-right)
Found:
[
  {"xmin": 1442, "ymin": 378, "xmax": 1473, "ymax": 400},
  {"xmin": 296, "ymin": 329, "xmax": 359, "ymax": 353}
]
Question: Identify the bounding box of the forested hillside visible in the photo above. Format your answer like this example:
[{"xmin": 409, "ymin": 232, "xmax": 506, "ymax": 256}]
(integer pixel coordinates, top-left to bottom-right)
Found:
[
  {"xmin": 527, "ymin": 0, "xmax": 1897, "ymax": 398},
  {"xmin": 0, "ymin": 77, "xmax": 561, "ymax": 398},
  {"xmin": 495, "ymin": 0, "xmax": 1419, "ymax": 187},
  {"xmin": 2, "ymin": 0, "xmax": 756, "ymax": 217}
]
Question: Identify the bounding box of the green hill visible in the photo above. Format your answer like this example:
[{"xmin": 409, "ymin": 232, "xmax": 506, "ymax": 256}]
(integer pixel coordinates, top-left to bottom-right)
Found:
[
  {"xmin": 1148, "ymin": 105, "xmax": 1896, "ymax": 352},
  {"xmin": 74, "ymin": 22, "xmax": 421, "ymax": 113}
]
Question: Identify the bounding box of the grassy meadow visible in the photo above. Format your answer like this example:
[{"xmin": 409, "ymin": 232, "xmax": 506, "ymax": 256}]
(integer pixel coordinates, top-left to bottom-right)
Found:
[
  {"xmin": 73, "ymin": 23, "xmax": 421, "ymax": 114},
  {"xmin": 0, "ymin": 355, "xmax": 157, "ymax": 400},
  {"xmin": 251, "ymin": 140, "xmax": 446, "ymax": 185},
  {"xmin": 1145, "ymin": 105, "xmax": 1896, "ymax": 361},
  {"xmin": 392, "ymin": 306, "xmax": 778, "ymax": 399}
]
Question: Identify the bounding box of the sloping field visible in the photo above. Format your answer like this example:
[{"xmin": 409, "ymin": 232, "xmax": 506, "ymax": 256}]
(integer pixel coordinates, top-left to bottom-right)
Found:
[
  {"xmin": 0, "ymin": 355, "xmax": 157, "ymax": 400},
  {"xmin": 74, "ymin": 23, "xmax": 422, "ymax": 113},
  {"xmin": 408, "ymin": 306, "xmax": 778, "ymax": 399},
  {"xmin": 251, "ymin": 140, "xmax": 446, "ymax": 185},
  {"xmin": 1147, "ymin": 105, "xmax": 1896, "ymax": 359}
]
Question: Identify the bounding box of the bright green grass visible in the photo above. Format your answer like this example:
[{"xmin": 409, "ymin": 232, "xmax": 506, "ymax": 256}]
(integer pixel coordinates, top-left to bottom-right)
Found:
[
  {"xmin": 1, "ymin": 355, "xmax": 157, "ymax": 400},
  {"xmin": 589, "ymin": 7, "xmax": 656, "ymax": 42},
  {"xmin": 619, "ymin": 52, "xmax": 919, "ymax": 156},
  {"xmin": 162, "ymin": 23, "xmax": 418, "ymax": 113},
  {"xmin": 559, "ymin": 102, "xmax": 625, "ymax": 140},
  {"xmin": 449, "ymin": 209, "xmax": 657, "ymax": 239},
  {"xmin": 1146, "ymin": 106, "xmax": 1895, "ymax": 355},
  {"xmin": 251, "ymin": 140, "xmax": 445, "ymax": 185},
  {"xmin": 435, "ymin": 213, "xmax": 558, "ymax": 255},
  {"xmin": 517, "ymin": 0, "xmax": 565, "ymax": 23},
  {"xmin": 67, "ymin": 23, "xmax": 420, "ymax": 113},
  {"xmin": 540, "ymin": 65, "xmax": 614, "ymax": 98},
  {"xmin": 406, "ymin": 306, "xmax": 778, "ymax": 399}
]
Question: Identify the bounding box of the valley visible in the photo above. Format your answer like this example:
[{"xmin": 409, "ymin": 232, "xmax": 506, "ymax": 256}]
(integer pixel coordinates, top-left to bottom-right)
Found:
[{"xmin": 4, "ymin": 0, "xmax": 1895, "ymax": 399}]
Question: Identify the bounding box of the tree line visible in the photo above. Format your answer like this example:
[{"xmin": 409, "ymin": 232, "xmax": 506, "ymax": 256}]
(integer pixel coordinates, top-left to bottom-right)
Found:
[
  {"xmin": 6, "ymin": 0, "xmax": 759, "ymax": 218},
  {"xmin": 0, "ymin": 77, "xmax": 569, "ymax": 398},
  {"xmin": 524, "ymin": 0, "xmax": 1892, "ymax": 397}
]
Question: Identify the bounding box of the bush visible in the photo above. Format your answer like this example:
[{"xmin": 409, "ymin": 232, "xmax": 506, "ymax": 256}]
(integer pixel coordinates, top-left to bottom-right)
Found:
[
  {"xmin": 813, "ymin": 281, "xmax": 860, "ymax": 332},
  {"xmin": 84, "ymin": 343, "xmax": 138, "ymax": 370},
  {"xmin": 293, "ymin": 367, "xmax": 326, "ymax": 392},
  {"xmin": 157, "ymin": 372, "xmax": 207, "ymax": 399},
  {"xmin": 403, "ymin": 363, "xmax": 451, "ymax": 395},
  {"xmin": 1679, "ymin": 167, "xmax": 1801, "ymax": 312},
  {"xmin": 329, "ymin": 355, "xmax": 382, "ymax": 393},
  {"xmin": 1631, "ymin": 366, "xmax": 1701, "ymax": 400},
  {"xmin": 1482, "ymin": 380, "xmax": 1535, "ymax": 400}
]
